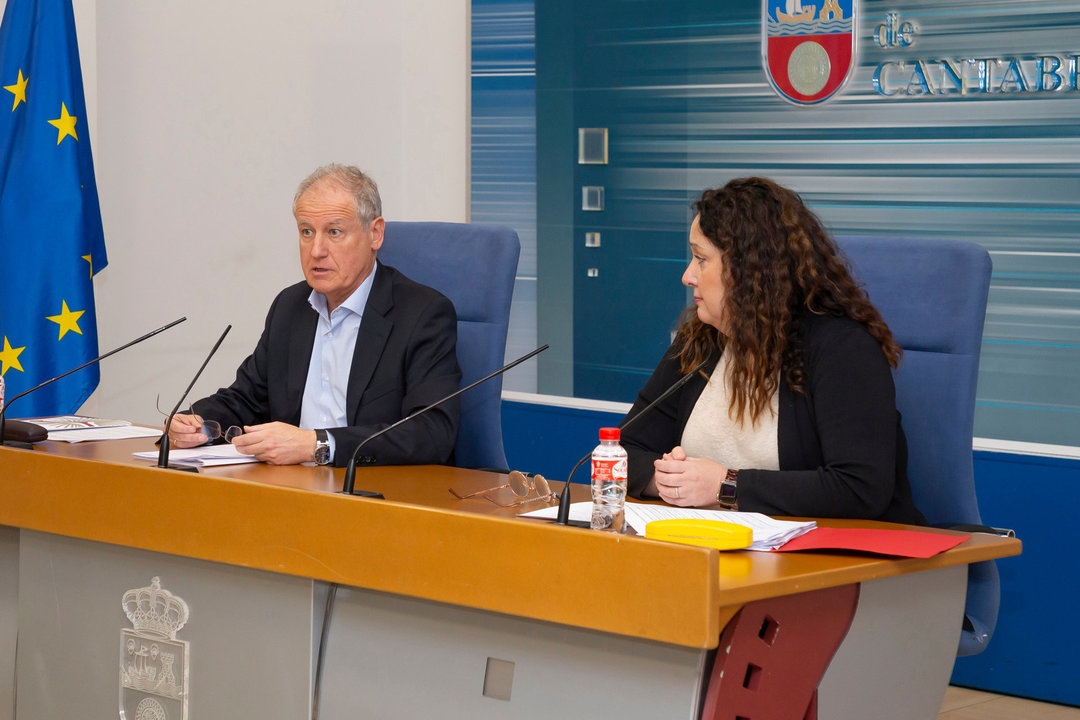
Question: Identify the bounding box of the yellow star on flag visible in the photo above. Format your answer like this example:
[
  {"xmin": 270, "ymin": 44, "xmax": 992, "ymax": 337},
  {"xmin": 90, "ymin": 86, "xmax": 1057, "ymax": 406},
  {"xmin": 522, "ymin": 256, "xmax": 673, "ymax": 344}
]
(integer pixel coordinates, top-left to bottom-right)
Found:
[
  {"xmin": 82, "ymin": 254, "xmax": 93, "ymax": 277},
  {"xmin": 3, "ymin": 69, "xmax": 27, "ymax": 111},
  {"xmin": 0, "ymin": 337, "xmax": 26, "ymax": 376},
  {"xmin": 47, "ymin": 102, "xmax": 78, "ymax": 144},
  {"xmin": 46, "ymin": 300, "xmax": 85, "ymax": 340}
]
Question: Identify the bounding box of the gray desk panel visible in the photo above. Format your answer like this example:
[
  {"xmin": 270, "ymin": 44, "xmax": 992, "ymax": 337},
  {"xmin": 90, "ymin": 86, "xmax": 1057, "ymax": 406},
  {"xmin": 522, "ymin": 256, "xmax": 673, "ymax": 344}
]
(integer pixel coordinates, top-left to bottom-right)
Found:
[
  {"xmin": 1, "ymin": 526, "xmax": 17, "ymax": 720},
  {"xmin": 16, "ymin": 531, "xmax": 313, "ymax": 719},
  {"xmin": 13, "ymin": 530, "xmax": 707, "ymax": 719},
  {"xmin": 818, "ymin": 565, "xmax": 967, "ymax": 720},
  {"xmin": 319, "ymin": 584, "xmax": 708, "ymax": 719}
]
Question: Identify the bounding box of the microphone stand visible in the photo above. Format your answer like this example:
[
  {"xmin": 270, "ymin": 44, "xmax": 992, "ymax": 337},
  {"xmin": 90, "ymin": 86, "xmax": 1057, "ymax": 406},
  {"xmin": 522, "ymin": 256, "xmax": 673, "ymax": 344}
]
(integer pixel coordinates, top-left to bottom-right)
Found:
[
  {"xmin": 553, "ymin": 358, "xmax": 708, "ymax": 526},
  {"xmin": 341, "ymin": 344, "xmax": 549, "ymax": 495},
  {"xmin": 0, "ymin": 317, "xmax": 187, "ymax": 449},
  {"xmin": 157, "ymin": 325, "xmax": 232, "ymax": 472}
]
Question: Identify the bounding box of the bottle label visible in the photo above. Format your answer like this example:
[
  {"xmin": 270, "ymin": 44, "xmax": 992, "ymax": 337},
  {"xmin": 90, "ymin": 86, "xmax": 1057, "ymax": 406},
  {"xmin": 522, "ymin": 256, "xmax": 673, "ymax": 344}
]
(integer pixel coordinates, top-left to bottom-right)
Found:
[{"xmin": 592, "ymin": 457, "xmax": 627, "ymax": 483}]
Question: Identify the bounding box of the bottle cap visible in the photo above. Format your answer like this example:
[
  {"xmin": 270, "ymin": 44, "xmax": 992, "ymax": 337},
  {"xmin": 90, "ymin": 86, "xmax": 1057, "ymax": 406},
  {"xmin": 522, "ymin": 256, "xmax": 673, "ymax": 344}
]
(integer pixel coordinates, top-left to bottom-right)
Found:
[{"xmin": 599, "ymin": 427, "xmax": 620, "ymax": 441}]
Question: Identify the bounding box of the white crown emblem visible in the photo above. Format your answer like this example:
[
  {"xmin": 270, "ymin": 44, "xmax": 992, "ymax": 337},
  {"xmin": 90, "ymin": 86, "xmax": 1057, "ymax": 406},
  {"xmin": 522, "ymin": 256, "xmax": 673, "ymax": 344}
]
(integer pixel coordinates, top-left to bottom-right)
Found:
[{"xmin": 122, "ymin": 577, "xmax": 190, "ymax": 639}]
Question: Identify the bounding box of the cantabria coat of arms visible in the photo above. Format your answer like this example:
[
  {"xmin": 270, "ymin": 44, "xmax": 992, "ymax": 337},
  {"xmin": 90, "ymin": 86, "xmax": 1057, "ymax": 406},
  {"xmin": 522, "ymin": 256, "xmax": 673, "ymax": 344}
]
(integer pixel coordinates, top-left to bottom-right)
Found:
[
  {"xmin": 120, "ymin": 577, "xmax": 190, "ymax": 720},
  {"xmin": 763, "ymin": 0, "xmax": 856, "ymax": 104}
]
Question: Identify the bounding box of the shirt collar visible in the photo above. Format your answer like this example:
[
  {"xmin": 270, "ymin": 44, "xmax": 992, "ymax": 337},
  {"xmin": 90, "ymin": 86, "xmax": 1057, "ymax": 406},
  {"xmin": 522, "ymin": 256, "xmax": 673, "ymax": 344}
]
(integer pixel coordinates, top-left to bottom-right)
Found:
[{"xmin": 307, "ymin": 260, "xmax": 378, "ymax": 321}]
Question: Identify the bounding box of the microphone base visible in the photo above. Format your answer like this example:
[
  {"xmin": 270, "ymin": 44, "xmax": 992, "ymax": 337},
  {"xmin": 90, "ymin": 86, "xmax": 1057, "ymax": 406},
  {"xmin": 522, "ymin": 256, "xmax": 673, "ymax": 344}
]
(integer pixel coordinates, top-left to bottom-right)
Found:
[
  {"xmin": 340, "ymin": 489, "xmax": 385, "ymax": 499},
  {"xmin": 155, "ymin": 463, "xmax": 200, "ymax": 473},
  {"xmin": 551, "ymin": 518, "xmax": 591, "ymax": 528},
  {"xmin": 0, "ymin": 439, "xmax": 35, "ymax": 450},
  {"xmin": 2, "ymin": 420, "xmax": 48, "ymax": 444}
]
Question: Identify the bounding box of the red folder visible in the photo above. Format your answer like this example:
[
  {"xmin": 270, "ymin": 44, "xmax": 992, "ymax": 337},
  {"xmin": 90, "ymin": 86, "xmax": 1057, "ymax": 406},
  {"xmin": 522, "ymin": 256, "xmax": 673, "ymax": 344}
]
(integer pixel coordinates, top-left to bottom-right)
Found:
[{"xmin": 775, "ymin": 527, "xmax": 968, "ymax": 558}]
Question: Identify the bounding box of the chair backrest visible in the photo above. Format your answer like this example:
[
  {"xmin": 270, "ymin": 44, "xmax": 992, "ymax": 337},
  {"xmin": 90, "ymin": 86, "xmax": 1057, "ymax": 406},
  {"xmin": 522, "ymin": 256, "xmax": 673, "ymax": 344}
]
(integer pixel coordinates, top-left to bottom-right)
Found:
[
  {"xmin": 380, "ymin": 221, "xmax": 520, "ymax": 470},
  {"xmin": 838, "ymin": 235, "xmax": 997, "ymax": 656}
]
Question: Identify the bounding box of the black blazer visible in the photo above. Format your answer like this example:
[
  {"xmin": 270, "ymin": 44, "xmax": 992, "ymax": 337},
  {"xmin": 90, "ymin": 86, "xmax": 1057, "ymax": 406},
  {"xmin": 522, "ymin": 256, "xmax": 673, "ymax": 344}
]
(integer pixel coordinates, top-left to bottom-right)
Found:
[
  {"xmin": 193, "ymin": 263, "xmax": 461, "ymax": 467},
  {"xmin": 622, "ymin": 314, "xmax": 925, "ymax": 525}
]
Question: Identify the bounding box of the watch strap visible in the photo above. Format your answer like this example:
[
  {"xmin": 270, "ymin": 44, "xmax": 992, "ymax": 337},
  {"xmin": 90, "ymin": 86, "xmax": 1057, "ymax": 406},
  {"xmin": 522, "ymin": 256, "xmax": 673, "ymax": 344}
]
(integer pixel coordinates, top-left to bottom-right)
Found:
[{"xmin": 718, "ymin": 468, "xmax": 738, "ymax": 508}]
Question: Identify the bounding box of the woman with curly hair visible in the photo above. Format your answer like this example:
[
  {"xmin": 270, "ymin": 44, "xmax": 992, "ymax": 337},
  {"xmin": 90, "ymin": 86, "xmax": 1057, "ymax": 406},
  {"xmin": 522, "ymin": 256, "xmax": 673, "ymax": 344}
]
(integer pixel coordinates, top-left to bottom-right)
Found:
[{"xmin": 621, "ymin": 177, "xmax": 925, "ymax": 524}]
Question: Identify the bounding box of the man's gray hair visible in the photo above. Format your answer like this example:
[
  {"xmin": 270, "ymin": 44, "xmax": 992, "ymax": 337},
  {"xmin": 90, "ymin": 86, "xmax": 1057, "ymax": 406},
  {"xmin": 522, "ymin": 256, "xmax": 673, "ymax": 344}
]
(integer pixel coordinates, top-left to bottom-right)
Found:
[{"xmin": 293, "ymin": 163, "xmax": 382, "ymax": 223}]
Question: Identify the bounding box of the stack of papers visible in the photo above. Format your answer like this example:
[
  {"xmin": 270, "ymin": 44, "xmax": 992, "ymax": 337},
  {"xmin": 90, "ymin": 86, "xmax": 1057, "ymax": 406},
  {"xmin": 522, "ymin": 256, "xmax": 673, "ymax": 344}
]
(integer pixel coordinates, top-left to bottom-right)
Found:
[
  {"xmin": 24, "ymin": 415, "xmax": 162, "ymax": 443},
  {"xmin": 521, "ymin": 501, "xmax": 816, "ymax": 551},
  {"xmin": 132, "ymin": 445, "xmax": 258, "ymax": 467},
  {"xmin": 624, "ymin": 503, "xmax": 815, "ymax": 550}
]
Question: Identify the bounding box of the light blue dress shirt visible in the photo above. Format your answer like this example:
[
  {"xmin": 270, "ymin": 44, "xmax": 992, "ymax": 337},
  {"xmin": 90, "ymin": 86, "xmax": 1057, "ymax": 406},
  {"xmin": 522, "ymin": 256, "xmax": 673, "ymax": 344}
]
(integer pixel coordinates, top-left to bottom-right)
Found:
[{"xmin": 299, "ymin": 262, "xmax": 377, "ymax": 462}]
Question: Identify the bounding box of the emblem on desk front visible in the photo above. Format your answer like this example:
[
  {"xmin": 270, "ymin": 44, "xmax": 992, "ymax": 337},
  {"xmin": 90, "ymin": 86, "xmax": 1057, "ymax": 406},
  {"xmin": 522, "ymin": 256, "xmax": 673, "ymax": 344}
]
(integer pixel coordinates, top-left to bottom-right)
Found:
[{"xmin": 120, "ymin": 577, "xmax": 190, "ymax": 720}]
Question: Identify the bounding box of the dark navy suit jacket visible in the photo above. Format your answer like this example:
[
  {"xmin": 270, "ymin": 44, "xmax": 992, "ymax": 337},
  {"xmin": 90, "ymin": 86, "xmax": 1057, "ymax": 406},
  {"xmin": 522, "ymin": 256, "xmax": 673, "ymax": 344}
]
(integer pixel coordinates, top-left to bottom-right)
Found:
[{"xmin": 193, "ymin": 263, "xmax": 461, "ymax": 467}]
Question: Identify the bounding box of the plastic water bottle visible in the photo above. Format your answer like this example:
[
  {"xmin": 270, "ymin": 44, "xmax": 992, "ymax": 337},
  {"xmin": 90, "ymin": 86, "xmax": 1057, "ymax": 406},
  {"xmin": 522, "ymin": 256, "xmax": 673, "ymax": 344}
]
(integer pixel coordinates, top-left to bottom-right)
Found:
[{"xmin": 590, "ymin": 427, "xmax": 627, "ymax": 533}]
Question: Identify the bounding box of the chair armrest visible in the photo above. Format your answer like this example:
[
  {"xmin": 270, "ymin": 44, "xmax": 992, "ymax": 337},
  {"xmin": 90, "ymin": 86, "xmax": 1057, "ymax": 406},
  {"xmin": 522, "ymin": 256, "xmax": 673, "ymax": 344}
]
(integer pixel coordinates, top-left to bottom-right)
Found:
[{"xmin": 934, "ymin": 523, "xmax": 1016, "ymax": 538}]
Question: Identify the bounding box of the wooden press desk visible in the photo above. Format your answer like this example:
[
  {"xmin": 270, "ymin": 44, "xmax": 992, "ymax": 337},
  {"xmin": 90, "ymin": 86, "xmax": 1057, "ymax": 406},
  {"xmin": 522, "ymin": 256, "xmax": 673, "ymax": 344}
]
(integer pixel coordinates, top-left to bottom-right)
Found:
[{"xmin": 0, "ymin": 437, "xmax": 1019, "ymax": 719}]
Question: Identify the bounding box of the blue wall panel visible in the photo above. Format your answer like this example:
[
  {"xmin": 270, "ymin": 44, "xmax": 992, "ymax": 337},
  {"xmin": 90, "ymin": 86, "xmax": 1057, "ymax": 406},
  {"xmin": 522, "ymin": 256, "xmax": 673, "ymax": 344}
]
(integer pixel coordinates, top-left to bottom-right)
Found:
[
  {"xmin": 951, "ymin": 451, "xmax": 1080, "ymax": 706},
  {"xmin": 471, "ymin": 0, "xmax": 539, "ymax": 392},
  {"xmin": 502, "ymin": 400, "xmax": 623, "ymax": 482}
]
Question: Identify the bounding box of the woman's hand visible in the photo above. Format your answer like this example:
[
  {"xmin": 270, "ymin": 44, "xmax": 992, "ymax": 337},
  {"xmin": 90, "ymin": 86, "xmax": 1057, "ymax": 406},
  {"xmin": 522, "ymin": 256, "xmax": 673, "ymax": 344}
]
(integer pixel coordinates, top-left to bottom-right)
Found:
[{"xmin": 652, "ymin": 446, "xmax": 726, "ymax": 507}]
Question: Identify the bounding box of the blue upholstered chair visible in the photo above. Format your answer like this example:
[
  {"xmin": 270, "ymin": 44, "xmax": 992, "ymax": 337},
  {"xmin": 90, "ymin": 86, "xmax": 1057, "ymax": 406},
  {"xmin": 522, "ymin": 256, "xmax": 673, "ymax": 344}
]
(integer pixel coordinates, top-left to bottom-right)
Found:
[
  {"xmin": 838, "ymin": 235, "xmax": 997, "ymax": 657},
  {"xmin": 379, "ymin": 221, "xmax": 520, "ymax": 470}
]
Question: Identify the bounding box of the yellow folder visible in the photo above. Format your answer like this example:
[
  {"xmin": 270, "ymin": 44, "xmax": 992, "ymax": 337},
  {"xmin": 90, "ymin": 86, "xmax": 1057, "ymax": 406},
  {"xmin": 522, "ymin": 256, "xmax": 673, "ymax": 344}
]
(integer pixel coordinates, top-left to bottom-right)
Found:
[{"xmin": 645, "ymin": 518, "xmax": 753, "ymax": 551}]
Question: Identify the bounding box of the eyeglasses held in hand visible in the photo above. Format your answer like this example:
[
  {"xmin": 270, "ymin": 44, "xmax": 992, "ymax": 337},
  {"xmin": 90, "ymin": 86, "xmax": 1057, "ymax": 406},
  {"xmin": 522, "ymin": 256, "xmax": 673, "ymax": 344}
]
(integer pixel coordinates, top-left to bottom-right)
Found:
[
  {"xmin": 156, "ymin": 395, "xmax": 244, "ymax": 444},
  {"xmin": 449, "ymin": 470, "xmax": 556, "ymax": 508},
  {"xmin": 198, "ymin": 419, "xmax": 244, "ymax": 443}
]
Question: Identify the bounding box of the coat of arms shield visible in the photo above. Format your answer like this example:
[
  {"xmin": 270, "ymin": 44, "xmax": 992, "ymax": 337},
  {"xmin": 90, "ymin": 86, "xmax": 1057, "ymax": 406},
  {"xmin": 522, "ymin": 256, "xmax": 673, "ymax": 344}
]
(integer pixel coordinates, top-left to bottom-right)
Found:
[
  {"xmin": 762, "ymin": 0, "xmax": 856, "ymax": 104},
  {"xmin": 120, "ymin": 577, "xmax": 190, "ymax": 720}
]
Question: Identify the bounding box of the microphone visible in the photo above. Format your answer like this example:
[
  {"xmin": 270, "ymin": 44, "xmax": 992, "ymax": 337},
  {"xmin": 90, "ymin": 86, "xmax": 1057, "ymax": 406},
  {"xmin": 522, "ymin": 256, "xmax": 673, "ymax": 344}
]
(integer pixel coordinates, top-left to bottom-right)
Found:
[
  {"xmin": 553, "ymin": 358, "xmax": 709, "ymax": 526},
  {"xmin": 341, "ymin": 344, "xmax": 549, "ymax": 496},
  {"xmin": 0, "ymin": 317, "xmax": 187, "ymax": 449},
  {"xmin": 157, "ymin": 325, "xmax": 232, "ymax": 472}
]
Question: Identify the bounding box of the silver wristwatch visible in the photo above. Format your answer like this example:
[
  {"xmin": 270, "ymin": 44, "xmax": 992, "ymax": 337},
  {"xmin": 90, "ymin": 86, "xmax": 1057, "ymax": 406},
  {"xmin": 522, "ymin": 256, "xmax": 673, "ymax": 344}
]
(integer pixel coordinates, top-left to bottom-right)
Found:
[
  {"xmin": 313, "ymin": 429, "xmax": 331, "ymax": 465},
  {"xmin": 718, "ymin": 468, "xmax": 738, "ymax": 509}
]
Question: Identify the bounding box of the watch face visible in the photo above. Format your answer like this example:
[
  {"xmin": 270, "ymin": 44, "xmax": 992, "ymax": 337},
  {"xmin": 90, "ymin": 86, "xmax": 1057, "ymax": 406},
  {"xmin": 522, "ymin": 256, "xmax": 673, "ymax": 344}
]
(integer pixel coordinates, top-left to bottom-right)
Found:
[
  {"xmin": 314, "ymin": 444, "xmax": 330, "ymax": 465},
  {"xmin": 720, "ymin": 481, "xmax": 737, "ymax": 503}
]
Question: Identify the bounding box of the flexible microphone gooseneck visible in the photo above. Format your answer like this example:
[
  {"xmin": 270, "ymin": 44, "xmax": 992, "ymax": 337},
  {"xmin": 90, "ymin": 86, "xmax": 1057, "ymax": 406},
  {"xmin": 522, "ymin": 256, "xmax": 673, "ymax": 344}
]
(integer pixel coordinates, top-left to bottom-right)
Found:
[
  {"xmin": 553, "ymin": 358, "xmax": 709, "ymax": 526},
  {"xmin": 340, "ymin": 344, "xmax": 549, "ymax": 496},
  {"xmin": 0, "ymin": 317, "xmax": 187, "ymax": 449},
  {"xmin": 157, "ymin": 325, "xmax": 232, "ymax": 472}
]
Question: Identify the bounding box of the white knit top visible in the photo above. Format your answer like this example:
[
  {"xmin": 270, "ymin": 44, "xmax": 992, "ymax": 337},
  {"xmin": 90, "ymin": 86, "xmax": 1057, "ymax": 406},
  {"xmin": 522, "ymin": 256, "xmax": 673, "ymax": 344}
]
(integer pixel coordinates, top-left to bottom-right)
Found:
[{"xmin": 680, "ymin": 351, "xmax": 780, "ymax": 471}]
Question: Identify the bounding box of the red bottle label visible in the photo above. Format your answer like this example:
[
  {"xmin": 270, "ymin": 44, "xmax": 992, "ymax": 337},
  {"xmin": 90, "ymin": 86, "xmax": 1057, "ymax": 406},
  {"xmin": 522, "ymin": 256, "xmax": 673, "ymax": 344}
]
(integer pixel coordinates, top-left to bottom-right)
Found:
[{"xmin": 592, "ymin": 457, "xmax": 627, "ymax": 482}]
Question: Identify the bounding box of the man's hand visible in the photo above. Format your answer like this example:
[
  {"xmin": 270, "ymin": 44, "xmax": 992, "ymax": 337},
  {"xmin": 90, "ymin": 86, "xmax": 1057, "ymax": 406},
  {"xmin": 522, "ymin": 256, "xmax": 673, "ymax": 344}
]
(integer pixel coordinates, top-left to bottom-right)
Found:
[
  {"xmin": 232, "ymin": 422, "xmax": 318, "ymax": 465},
  {"xmin": 652, "ymin": 445, "xmax": 727, "ymax": 507},
  {"xmin": 166, "ymin": 413, "xmax": 208, "ymax": 448}
]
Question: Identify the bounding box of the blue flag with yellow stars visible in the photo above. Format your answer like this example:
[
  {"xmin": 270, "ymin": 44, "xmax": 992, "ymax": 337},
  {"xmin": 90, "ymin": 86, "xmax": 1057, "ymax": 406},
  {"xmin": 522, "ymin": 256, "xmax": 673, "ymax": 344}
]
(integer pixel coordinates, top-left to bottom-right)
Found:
[{"xmin": 0, "ymin": 0, "xmax": 108, "ymax": 416}]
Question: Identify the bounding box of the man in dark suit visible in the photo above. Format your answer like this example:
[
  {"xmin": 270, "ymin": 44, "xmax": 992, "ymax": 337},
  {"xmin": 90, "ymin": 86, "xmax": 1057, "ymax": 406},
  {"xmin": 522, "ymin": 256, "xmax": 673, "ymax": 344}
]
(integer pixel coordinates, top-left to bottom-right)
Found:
[{"xmin": 166, "ymin": 164, "xmax": 461, "ymax": 467}]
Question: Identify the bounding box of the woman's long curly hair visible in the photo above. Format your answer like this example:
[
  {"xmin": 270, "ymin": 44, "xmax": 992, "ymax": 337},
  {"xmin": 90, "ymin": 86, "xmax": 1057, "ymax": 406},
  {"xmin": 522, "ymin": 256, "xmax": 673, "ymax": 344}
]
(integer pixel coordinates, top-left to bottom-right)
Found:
[{"xmin": 673, "ymin": 177, "xmax": 901, "ymax": 424}]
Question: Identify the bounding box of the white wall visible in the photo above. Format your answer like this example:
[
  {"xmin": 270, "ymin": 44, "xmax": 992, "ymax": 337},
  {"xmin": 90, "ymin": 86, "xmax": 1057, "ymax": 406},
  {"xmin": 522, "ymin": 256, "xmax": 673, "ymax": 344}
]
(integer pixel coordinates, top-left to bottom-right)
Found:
[{"xmin": 63, "ymin": 0, "xmax": 468, "ymax": 423}]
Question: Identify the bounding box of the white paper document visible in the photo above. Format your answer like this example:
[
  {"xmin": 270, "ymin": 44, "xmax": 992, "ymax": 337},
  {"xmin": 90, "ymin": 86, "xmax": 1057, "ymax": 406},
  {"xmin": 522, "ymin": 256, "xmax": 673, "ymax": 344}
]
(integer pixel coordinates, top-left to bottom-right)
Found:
[
  {"xmin": 132, "ymin": 444, "xmax": 258, "ymax": 467},
  {"xmin": 21, "ymin": 415, "xmax": 163, "ymax": 443},
  {"xmin": 49, "ymin": 425, "xmax": 163, "ymax": 443},
  {"xmin": 520, "ymin": 501, "xmax": 815, "ymax": 551},
  {"xmin": 23, "ymin": 415, "xmax": 131, "ymax": 430}
]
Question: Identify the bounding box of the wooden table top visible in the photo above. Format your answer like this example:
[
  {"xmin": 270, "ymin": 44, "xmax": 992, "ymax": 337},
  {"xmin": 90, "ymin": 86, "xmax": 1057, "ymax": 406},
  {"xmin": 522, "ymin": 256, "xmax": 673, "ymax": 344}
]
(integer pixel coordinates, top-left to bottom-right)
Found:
[{"xmin": 0, "ymin": 435, "xmax": 1021, "ymax": 649}]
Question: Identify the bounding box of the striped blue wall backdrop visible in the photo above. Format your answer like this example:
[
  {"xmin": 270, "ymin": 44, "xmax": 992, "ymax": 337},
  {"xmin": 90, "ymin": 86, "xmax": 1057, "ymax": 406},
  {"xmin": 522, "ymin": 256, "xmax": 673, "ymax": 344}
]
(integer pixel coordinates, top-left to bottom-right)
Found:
[
  {"xmin": 471, "ymin": 0, "xmax": 538, "ymax": 392},
  {"xmin": 529, "ymin": 0, "xmax": 1080, "ymax": 448}
]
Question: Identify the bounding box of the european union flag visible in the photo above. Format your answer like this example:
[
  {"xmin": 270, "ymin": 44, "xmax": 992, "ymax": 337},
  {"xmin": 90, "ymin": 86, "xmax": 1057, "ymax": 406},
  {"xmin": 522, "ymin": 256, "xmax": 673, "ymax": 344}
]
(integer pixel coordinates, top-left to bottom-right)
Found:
[{"xmin": 0, "ymin": 0, "xmax": 107, "ymax": 416}]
